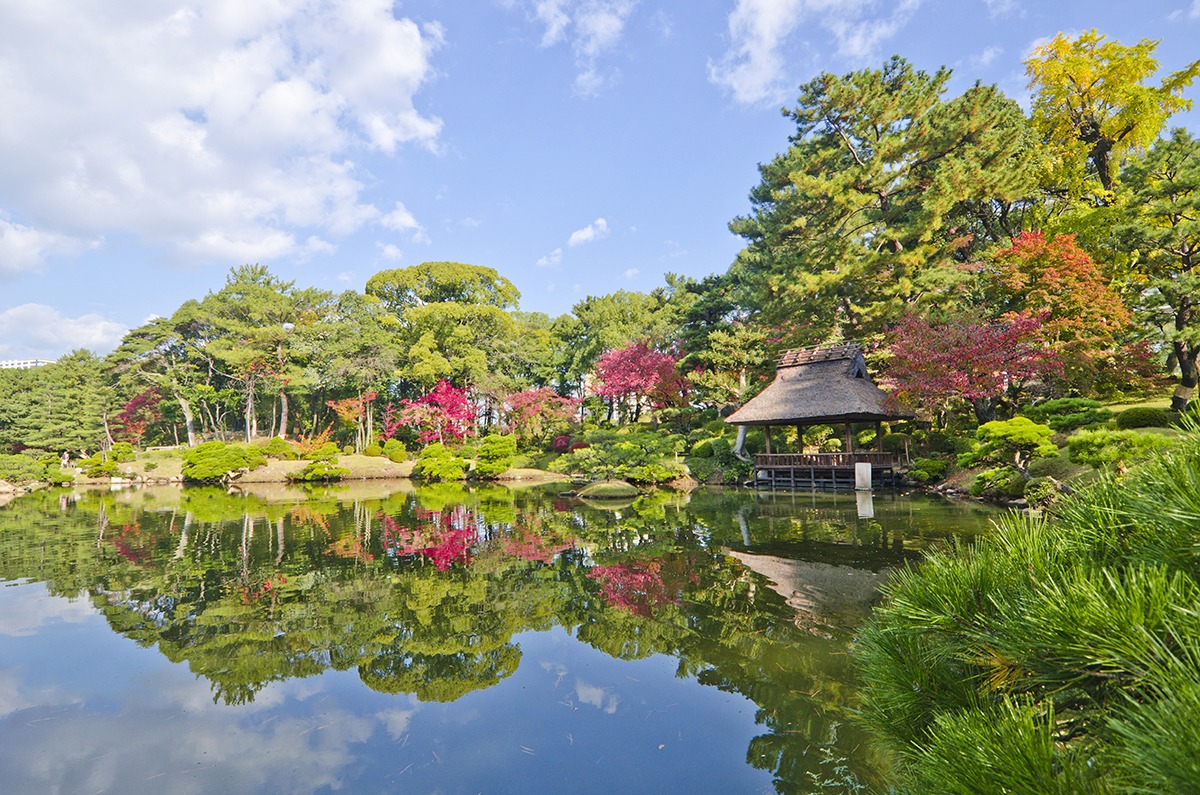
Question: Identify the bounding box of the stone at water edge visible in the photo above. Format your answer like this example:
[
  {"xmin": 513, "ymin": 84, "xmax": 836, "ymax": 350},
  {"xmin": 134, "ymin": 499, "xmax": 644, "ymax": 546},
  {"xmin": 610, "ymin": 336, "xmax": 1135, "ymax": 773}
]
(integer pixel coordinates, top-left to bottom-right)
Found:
[{"xmin": 576, "ymin": 480, "xmax": 640, "ymax": 499}]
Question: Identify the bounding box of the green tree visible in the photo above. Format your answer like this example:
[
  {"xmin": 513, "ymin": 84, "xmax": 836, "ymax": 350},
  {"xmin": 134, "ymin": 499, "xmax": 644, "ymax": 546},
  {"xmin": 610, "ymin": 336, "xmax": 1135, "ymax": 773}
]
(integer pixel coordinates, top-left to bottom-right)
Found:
[
  {"xmin": 554, "ymin": 290, "xmax": 683, "ymax": 396},
  {"xmin": 204, "ymin": 265, "xmax": 333, "ymax": 441},
  {"xmin": 16, "ymin": 351, "xmax": 109, "ymax": 454},
  {"xmin": 1119, "ymin": 129, "xmax": 1200, "ymax": 409},
  {"xmin": 107, "ymin": 300, "xmax": 216, "ymax": 446},
  {"xmin": 365, "ymin": 261, "xmax": 519, "ymax": 313},
  {"xmin": 366, "ymin": 262, "xmax": 521, "ymax": 393},
  {"xmin": 731, "ymin": 57, "xmax": 1036, "ymax": 342}
]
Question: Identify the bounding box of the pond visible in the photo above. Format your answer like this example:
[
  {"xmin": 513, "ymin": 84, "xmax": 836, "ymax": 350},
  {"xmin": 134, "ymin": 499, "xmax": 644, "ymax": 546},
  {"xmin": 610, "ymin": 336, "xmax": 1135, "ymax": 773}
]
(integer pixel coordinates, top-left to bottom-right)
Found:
[{"xmin": 0, "ymin": 482, "xmax": 995, "ymax": 794}]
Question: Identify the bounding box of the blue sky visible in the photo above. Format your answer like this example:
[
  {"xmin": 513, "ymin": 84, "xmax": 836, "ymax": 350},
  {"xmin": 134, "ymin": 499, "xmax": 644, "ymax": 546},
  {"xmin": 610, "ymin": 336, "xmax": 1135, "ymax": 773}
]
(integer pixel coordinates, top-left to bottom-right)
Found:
[{"xmin": 2, "ymin": 0, "xmax": 1199, "ymax": 360}]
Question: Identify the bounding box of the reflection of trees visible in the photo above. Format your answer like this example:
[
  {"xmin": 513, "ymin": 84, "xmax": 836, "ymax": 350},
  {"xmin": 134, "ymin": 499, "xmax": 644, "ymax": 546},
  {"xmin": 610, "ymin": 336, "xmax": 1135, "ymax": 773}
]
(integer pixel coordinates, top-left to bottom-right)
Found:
[
  {"xmin": 0, "ymin": 484, "xmax": 928, "ymax": 791},
  {"xmin": 359, "ymin": 646, "xmax": 521, "ymax": 702}
]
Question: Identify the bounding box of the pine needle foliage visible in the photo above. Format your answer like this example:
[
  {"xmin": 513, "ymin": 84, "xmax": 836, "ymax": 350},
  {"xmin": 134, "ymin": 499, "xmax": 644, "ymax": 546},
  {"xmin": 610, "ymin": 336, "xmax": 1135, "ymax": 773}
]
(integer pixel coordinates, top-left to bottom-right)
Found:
[{"xmin": 855, "ymin": 431, "xmax": 1200, "ymax": 794}]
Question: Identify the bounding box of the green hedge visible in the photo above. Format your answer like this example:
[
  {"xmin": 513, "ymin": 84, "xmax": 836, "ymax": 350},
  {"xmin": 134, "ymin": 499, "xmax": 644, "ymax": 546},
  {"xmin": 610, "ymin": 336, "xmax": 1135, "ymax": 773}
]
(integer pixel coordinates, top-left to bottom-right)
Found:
[{"xmin": 1115, "ymin": 406, "xmax": 1173, "ymax": 430}]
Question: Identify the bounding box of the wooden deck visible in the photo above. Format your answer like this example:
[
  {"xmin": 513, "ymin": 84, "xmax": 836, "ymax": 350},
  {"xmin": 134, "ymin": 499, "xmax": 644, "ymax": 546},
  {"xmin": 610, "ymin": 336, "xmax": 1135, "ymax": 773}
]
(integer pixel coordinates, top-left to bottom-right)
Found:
[{"xmin": 752, "ymin": 452, "xmax": 897, "ymax": 491}]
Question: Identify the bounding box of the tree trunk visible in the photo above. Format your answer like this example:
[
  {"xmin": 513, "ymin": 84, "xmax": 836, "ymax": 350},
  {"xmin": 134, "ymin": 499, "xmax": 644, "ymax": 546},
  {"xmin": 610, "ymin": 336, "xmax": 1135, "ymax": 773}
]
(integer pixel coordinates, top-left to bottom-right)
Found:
[
  {"xmin": 175, "ymin": 392, "xmax": 196, "ymax": 446},
  {"xmin": 972, "ymin": 397, "xmax": 997, "ymax": 424},
  {"xmin": 244, "ymin": 377, "xmax": 257, "ymax": 443},
  {"xmin": 278, "ymin": 390, "xmax": 289, "ymax": 439},
  {"xmin": 1171, "ymin": 340, "xmax": 1198, "ymax": 412}
]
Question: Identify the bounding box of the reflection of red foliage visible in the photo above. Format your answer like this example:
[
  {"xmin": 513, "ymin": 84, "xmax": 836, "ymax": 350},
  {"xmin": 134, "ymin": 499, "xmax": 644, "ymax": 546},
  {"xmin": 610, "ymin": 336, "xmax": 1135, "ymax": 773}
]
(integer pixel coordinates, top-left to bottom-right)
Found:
[
  {"xmin": 502, "ymin": 527, "xmax": 575, "ymax": 563},
  {"xmin": 587, "ymin": 557, "xmax": 699, "ymax": 617},
  {"xmin": 241, "ymin": 574, "xmax": 288, "ymax": 604},
  {"xmin": 327, "ymin": 535, "xmax": 375, "ymax": 562},
  {"xmin": 111, "ymin": 523, "xmax": 152, "ymax": 565},
  {"xmin": 379, "ymin": 514, "xmax": 476, "ymax": 571}
]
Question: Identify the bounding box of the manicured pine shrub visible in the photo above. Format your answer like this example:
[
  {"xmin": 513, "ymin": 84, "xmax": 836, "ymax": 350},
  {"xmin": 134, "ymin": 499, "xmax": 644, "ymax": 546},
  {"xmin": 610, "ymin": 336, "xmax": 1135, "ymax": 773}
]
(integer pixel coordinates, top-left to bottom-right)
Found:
[
  {"xmin": 1115, "ymin": 406, "xmax": 1173, "ymax": 429},
  {"xmin": 413, "ymin": 442, "xmax": 466, "ymax": 481},
  {"xmin": 265, "ymin": 436, "xmax": 299, "ymax": 460},
  {"xmin": 382, "ymin": 438, "xmax": 407, "ymax": 462},
  {"xmin": 474, "ymin": 434, "xmax": 517, "ymax": 478},
  {"xmin": 181, "ymin": 441, "xmax": 267, "ymax": 483}
]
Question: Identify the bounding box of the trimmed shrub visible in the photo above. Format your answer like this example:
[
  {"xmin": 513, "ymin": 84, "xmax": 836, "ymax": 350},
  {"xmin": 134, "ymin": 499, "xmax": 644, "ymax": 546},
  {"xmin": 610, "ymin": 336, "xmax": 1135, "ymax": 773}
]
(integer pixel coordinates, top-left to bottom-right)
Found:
[
  {"xmin": 363, "ymin": 443, "xmax": 383, "ymax": 457},
  {"xmin": 1022, "ymin": 398, "xmax": 1112, "ymax": 432},
  {"xmin": 1023, "ymin": 477, "xmax": 1061, "ymax": 508},
  {"xmin": 265, "ymin": 436, "xmax": 299, "ymax": 460},
  {"xmin": 383, "ymin": 438, "xmax": 407, "ymax": 463},
  {"xmin": 306, "ymin": 442, "xmax": 341, "ymax": 462},
  {"xmin": 81, "ymin": 457, "xmax": 118, "ymax": 478},
  {"xmin": 181, "ymin": 441, "xmax": 267, "ymax": 484},
  {"xmin": 109, "ymin": 442, "xmax": 136, "ymax": 463},
  {"xmin": 690, "ymin": 438, "xmax": 715, "ymax": 458},
  {"xmin": 1068, "ymin": 429, "xmax": 1178, "ymax": 471},
  {"xmin": 908, "ymin": 457, "xmax": 949, "ymax": 484},
  {"xmin": 342, "ymin": 444, "xmax": 355, "ymax": 455},
  {"xmin": 413, "ymin": 443, "xmax": 466, "ymax": 481},
  {"xmin": 475, "ymin": 434, "xmax": 517, "ymax": 479},
  {"xmin": 969, "ymin": 467, "xmax": 1027, "ymax": 500},
  {"xmin": 287, "ymin": 459, "xmax": 349, "ymax": 482},
  {"xmin": 1115, "ymin": 406, "xmax": 1173, "ymax": 430},
  {"xmin": 0, "ymin": 453, "xmax": 47, "ymax": 483},
  {"xmin": 549, "ymin": 429, "xmax": 685, "ymax": 484}
]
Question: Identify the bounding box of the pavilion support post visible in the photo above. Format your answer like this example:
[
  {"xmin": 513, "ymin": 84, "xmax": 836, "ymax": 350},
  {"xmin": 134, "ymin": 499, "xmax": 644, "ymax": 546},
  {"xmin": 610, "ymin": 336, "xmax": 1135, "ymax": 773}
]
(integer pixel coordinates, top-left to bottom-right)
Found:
[
  {"xmin": 795, "ymin": 425, "xmax": 804, "ymax": 453},
  {"xmin": 845, "ymin": 423, "xmax": 853, "ymax": 453},
  {"xmin": 764, "ymin": 426, "xmax": 772, "ymax": 455},
  {"xmin": 876, "ymin": 421, "xmax": 883, "ymax": 453}
]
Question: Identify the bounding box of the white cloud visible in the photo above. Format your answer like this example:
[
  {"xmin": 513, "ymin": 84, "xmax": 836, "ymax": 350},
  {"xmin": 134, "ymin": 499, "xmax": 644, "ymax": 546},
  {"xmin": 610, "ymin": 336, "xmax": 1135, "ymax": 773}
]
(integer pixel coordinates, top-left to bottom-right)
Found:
[
  {"xmin": 508, "ymin": 1, "xmax": 637, "ymax": 95},
  {"xmin": 574, "ymin": 679, "xmax": 620, "ymax": 714},
  {"xmin": 567, "ymin": 217, "xmax": 609, "ymax": 247},
  {"xmin": 0, "ymin": 304, "xmax": 128, "ymax": 358},
  {"xmin": 381, "ymin": 202, "xmax": 431, "ymax": 244},
  {"xmin": 968, "ymin": 45, "xmax": 1004, "ymax": 70},
  {"xmin": 623, "ymin": 268, "xmax": 639, "ymax": 280},
  {"xmin": 377, "ymin": 243, "xmax": 403, "ymax": 261},
  {"xmin": 984, "ymin": 0, "xmax": 1021, "ymax": 18},
  {"xmin": 0, "ymin": 0, "xmax": 443, "ymax": 269},
  {"xmin": 709, "ymin": 0, "xmax": 924, "ymax": 105},
  {"xmin": 536, "ymin": 247, "xmax": 563, "ymax": 267},
  {"xmin": 0, "ymin": 217, "xmax": 93, "ymax": 278},
  {"xmin": 1190, "ymin": 0, "xmax": 1200, "ymax": 19}
]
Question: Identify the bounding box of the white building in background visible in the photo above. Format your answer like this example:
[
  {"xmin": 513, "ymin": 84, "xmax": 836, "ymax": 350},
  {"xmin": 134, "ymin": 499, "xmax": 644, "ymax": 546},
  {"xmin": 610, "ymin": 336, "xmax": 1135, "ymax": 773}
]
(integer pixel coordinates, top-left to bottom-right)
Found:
[{"xmin": 0, "ymin": 358, "xmax": 54, "ymax": 370}]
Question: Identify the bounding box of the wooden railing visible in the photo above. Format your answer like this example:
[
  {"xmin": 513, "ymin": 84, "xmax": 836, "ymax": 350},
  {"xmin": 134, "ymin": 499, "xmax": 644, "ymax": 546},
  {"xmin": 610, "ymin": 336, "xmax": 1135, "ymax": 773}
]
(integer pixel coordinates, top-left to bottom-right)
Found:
[{"xmin": 754, "ymin": 452, "xmax": 895, "ymax": 468}]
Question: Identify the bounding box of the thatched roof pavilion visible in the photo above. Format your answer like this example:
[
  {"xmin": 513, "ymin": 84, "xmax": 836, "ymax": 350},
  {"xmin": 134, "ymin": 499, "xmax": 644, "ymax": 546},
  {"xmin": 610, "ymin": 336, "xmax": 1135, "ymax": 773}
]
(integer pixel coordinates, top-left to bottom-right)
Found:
[{"xmin": 726, "ymin": 343, "xmax": 908, "ymax": 428}]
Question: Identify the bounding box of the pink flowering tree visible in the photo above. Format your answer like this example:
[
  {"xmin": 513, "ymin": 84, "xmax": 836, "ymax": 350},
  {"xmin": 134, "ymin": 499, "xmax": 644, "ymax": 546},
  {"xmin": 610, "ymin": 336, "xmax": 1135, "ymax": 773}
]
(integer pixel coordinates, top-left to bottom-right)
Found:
[
  {"xmin": 885, "ymin": 311, "xmax": 1061, "ymax": 424},
  {"xmin": 591, "ymin": 342, "xmax": 689, "ymax": 423}
]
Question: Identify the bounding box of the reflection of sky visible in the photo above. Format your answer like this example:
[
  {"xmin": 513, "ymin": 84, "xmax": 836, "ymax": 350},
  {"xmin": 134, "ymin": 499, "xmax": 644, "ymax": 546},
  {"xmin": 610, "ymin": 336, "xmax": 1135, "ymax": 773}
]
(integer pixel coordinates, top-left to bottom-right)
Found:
[
  {"xmin": 0, "ymin": 580, "xmax": 96, "ymax": 636},
  {"xmin": 0, "ymin": 581, "xmax": 774, "ymax": 794}
]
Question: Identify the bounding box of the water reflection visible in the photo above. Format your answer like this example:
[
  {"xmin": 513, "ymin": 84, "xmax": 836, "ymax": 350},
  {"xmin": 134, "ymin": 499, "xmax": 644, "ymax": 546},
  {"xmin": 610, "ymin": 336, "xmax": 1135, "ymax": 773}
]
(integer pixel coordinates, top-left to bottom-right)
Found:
[{"xmin": 0, "ymin": 484, "xmax": 993, "ymax": 793}]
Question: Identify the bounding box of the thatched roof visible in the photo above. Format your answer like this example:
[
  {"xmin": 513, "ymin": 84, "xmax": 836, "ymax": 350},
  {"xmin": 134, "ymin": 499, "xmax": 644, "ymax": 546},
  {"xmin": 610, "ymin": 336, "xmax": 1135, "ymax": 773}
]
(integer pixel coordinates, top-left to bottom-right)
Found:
[{"xmin": 725, "ymin": 343, "xmax": 910, "ymax": 427}]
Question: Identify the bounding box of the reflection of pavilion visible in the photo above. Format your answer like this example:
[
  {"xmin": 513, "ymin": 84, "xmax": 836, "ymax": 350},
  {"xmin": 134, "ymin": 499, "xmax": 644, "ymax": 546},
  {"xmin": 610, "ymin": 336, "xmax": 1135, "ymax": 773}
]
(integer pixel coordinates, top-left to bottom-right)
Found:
[
  {"xmin": 728, "ymin": 551, "xmax": 891, "ymax": 631},
  {"xmin": 726, "ymin": 344, "xmax": 912, "ymax": 490}
]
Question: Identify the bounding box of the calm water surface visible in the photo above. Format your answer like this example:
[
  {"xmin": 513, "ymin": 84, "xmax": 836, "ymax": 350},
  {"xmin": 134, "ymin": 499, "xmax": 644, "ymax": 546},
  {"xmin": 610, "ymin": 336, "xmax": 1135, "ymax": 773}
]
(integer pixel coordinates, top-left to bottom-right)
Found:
[{"xmin": 0, "ymin": 482, "xmax": 994, "ymax": 794}]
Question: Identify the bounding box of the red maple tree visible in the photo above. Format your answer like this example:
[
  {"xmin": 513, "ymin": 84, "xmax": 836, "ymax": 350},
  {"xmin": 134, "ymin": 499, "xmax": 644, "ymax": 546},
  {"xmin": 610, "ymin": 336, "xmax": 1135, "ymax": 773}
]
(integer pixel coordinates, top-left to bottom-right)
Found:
[
  {"xmin": 384, "ymin": 380, "xmax": 475, "ymax": 444},
  {"xmin": 885, "ymin": 311, "xmax": 1061, "ymax": 423},
  {"xmin": 591, "ymin": 342, "xmax": 689, "ymax": 421}
]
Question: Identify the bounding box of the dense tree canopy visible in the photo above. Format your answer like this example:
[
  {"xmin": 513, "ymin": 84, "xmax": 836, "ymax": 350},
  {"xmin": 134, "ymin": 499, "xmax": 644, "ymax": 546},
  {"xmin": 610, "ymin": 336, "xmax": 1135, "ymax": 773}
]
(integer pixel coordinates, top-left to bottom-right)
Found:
[{"xmin": 730, "ymin": 56, "xmax": 1037, "ymax": 342}]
